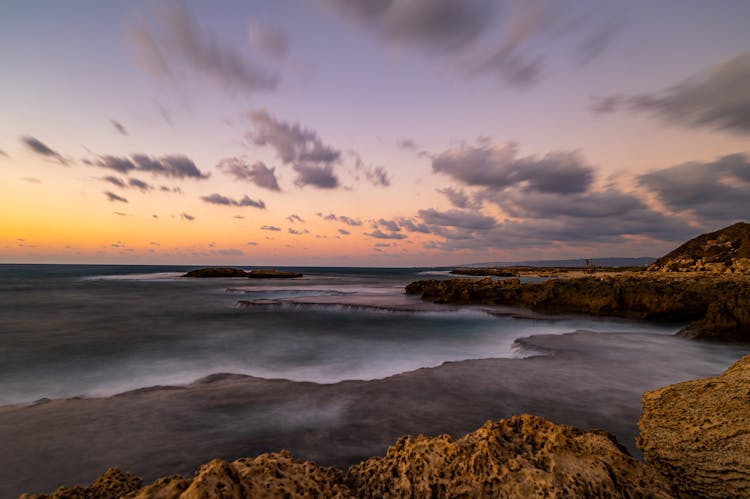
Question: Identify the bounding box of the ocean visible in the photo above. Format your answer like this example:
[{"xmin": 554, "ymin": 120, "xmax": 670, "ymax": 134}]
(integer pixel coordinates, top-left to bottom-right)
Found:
[
  {"xmin": 2, "ymin": 264, "xmax": 749, "ymax": 496},
  {"xmin": 0, "ymin": 263, "xmax": 692, "ymax": 406}
]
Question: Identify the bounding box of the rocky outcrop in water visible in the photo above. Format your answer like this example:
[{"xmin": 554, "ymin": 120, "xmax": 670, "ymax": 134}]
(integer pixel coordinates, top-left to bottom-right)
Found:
[
  {"xmin": 647, "ymin": 222, "xmax": 750, "ymax": 273},
  {"xmin": 405, "ymin": 274, "xmax": 750, "ymax": 340},
  {"xmin": 638, "ymin": 354, "xmax": 750, "ymax": 498},
  {"xmin": 21, "ymin": 415, "xmax": 673, "ymax": 498},
  {"xmin": 183, "ymin": 268, "xmax": 303, "ymax": 278}
]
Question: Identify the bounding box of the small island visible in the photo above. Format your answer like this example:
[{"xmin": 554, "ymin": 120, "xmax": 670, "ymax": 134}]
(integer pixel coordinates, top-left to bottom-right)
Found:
[{"xmin": 183, "ymin": 268, "xmax": 303, "ymax": 279}]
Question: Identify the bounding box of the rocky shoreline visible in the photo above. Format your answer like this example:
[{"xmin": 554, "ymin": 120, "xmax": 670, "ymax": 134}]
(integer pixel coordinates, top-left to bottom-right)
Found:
[
  {"xmin": 21, "ymin": 354, "xmax": 750, "ymax": 498},
  {"xmin": 183, "ymin": 268, "xmax": 303, "ymax": 278},
  {"xmin": 406, "ymin": 273, "xmax": 750, "ymax": 341}
]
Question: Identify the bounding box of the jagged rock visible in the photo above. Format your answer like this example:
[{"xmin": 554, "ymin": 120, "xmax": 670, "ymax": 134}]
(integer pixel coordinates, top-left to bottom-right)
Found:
[
  {"xmin": 19, "ymin": 468, "xmax": 143, "ymax": 499},
  {"xmin": 647, "ymin": 222, "xmax": 750, "ymax": 273},
  {"xmin": 183, "ymin": 268, "xmax": 303, "ymax": 278},
  {"xmin": 22, "ymin": 416, "xmax": 675, "ymax": 498},
  {"xmin": 638, "ymin": 354, "xmax": 750, "ymax": 498},
  {"xmin": 183, "ymin": 268, "xmax": 249, "ymax": 278},
  {"xmin": 347, "ymin": 414, "xmax": 673, "ymax": 498},
  {"xmin": 406, "ymin": 274, "xmax": 750, "ymax": 341}
]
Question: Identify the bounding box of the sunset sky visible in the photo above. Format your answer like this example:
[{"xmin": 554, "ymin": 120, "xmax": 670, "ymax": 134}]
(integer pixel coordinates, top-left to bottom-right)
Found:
[{"xmin": 2, "ymin": 1, "xmax": 749, "ymax": 266}]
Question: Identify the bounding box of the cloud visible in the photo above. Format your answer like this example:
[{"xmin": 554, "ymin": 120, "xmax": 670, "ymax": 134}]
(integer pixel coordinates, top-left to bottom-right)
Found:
[
  {"xmin": 110, "ymin": 119, "xmax": 128, "ymax": 136},
  {"xmin": 22, "ymin": 177, "xmax": 41, "ymax": 183},
  {"xmin": 201, "ymin": 193, "xmax": 266, "ymax": 209},
  {"xmin": 102, "ymin": 176, "xmax": 127, "ymax": 188},
  {"xmin": 260, "ymin": 225, "xmax": 281, "ymax": 231},
  {"xmin": 113, "ymin": 212, "xmax": 130, "ymax": 217},
  {"xmin": 20, "ymin": 136, "xmax": 68, "ymax": 165},
  {"xmin": 364, "ymin": 229, "xmax": 408, "ymax": 240},
  {"xmin": 129, "ymin": 2, "xmax": 279, "ymax": 95},
  {"xmin": 397, "ymin": 217, "xmax": 432, "ymax": 234},
  {"xmin": 104, "ymin": 191, "xmax": 128, "ymax": 203},
  {"xmin": 593, "ymin": 52, "xmax": 750, "ymax": 135},
  {"xmin": 0, "ymin": 148, "xmax": 8, "ymax": 158},
  {"xmin": 419, "ymin": 208, "xmax": 496, "ymax": 230},
  {"xmin": 247, "ymin": 109, "xmax": 341, "ymax": 188},
  {"xmin": 181, "ymin": 212, "xmax": 195, "ymax": 221},
  {"xmin": 376, "ymin": 218, "xmax": 401, "ymax": 232},
  {"xmin": 216, "ymin": 157, "xmax": 281, "ymax": 191},
  {"xmin": 216, "ymin": 248, "xmax": 244, "ymax": 256},
  {"xmin": 247, "ymin": 241, "xmax": 258, "ymax": 246},
  {"xmin": 338, "ymin": 228, "xmax": 350, "ymax": 236},
  {"xmin": 638, "ymin": 153, "xmax": 750, "ymax": 223},
  {"xmin": 288, "ymin": 228, "xmax": 309, "ymax": 235},
  {"xmin": 89, "ymin": 153, "xmax": 209, "ymax": 179},
  {"xmin": 248, "ymin": 22, "xmax": 289, "ymax": 60},
  {"xmin": 397, "ymin": 138, "xmax": 419, "ymax": 150},
  {"xmin": 437, "ymin": 186, "xmax": 482, "ymax": 209},
  {"xmin": 128, "ymin": 177, "xmax": 153, "ymax": 191},
  {"xmin": 317, "ymin": 212, "xmax": 363, "ymax": 226},
  {"xmin": 432, "ymin": 139, "xmax": 593, "ymax": 194},
  {"xmin": 322, "ymin": 0, "xmax": 621, "ymax": 87},
  {"xmin": 287, "ymin": 214, "xmax": 305, "ymax": 223},
  {"xmin": 293, "ymin": 164, "xmax": 339, "ymax": 188},
  {"xmin": 349, "ymin": 150, "xmax": 392, "ymax": 187}
]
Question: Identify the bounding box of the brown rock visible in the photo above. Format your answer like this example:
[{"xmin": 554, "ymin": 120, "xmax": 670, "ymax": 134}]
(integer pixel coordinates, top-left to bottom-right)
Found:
[
  {"xmin": 183, "ymin": 268, "xmax": 249, "ymax": 278},
  {"xmin": 347, "ymin": 414, "xmax": 673, "ymax": 498},
  {"xmin": 638, "ymin": 354, "xmax": 750, "ymax": 498},
  {"xmin": 19, "ymin": 468, "xmax": 143, "ymax": 499}
]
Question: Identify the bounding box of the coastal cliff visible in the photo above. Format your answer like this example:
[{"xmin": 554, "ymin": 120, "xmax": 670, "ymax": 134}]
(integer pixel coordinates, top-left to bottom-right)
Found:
[
  {"xmin": 638, "ymin": 354, "xmax": 750, "ymax": 498},
  {"xmin": 405, "ymin": 274, "xmax": 750, "ymax": 340}
]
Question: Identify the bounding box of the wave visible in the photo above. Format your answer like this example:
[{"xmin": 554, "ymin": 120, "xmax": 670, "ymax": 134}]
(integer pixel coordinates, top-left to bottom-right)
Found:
[
  {"xmin": 81, "ymin": 272, "xmax": 186, "ymax": 281},
  {"xmin": 235, "ymin": 299, "xmax": 496, "ymax": 317}
]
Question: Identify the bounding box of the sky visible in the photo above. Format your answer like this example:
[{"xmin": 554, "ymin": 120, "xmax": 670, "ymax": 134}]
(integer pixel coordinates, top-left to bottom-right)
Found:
[{"xmin": 1, "ymin": 0, "xmax": 749, "ymax": 266}]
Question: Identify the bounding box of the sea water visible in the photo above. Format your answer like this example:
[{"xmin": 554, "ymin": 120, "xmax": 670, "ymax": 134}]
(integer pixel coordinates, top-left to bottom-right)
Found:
[{"xmin": 0, "ymin": 264, "xmax": 739, "ymax": 406}]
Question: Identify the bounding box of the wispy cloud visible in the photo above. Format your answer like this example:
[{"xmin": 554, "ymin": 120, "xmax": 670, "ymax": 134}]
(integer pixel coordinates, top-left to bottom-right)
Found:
[
  {"xmin": 129, "ymin": 2, "xmax": 279, "ymax": 95},
  {"xmin": 181, "ymin": 212, "xmax": 195, "ymax": 221},
  {"xmin": 20, "ymin": 136, "xmax": 68, "ymax": 165},
  {"xmin": 216, "ymin": 157, "xmax": 280, "ymax": 191},
  {"xmin": 104, "ymin": 191, "xmax": 128, "ymax": 203},
  {"xmin": 287, "ymin": 214, "xmax": 305, "ymax": 223},
  {"xmin": 110, "ymin": 119, "xmax": 128, "ymax": 136},
  {"xmin": 248, "ymin": 21, "xmax": 289, "ymax": 60},
  {"xmin": 316, "ymin": 212, "xmax": 363, "ymax": 226},
  {"xmin": 260, "ymin": 225, "xmax": 281, "ymax": 231},
  {"xmin": 593, "ymin": 52, "xmax": 750, "ymax": 136},
  {"xmin": 200, "ymin": 193, "xmax": 266, "ymax": 209},
  {"xmin": 87, "ymin": 153, "xmax": 209, "ymax": 179}
]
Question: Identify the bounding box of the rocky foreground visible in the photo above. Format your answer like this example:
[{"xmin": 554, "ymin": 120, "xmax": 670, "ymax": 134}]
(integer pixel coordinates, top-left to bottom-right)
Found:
[
  {"xmin": 406, "ymin": 273, "xmax": 750, "ymax": 341},
  {"xmin": 22, "ymin": 354, "xmax": 750, "ymax": 498}
]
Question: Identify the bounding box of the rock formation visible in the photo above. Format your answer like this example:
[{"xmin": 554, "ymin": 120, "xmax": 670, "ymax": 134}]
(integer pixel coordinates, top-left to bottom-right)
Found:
[
  {"xmin": 21, "ymin": 415, "xmax": 673, "ymax": 498},
  {"xmin": 183, "ymin": 268, "xmax": 303, "ymax": 278},
  {"xmin": 638, "ymin": 354, "xmax": 750, "ymax": 498},
  {"xmin": 647, "ymin": 222, "xmax": 750, "ymax": 273},
  {"xmin": 406, "ymin": 274, "xmax": 750, "ymax": 340}
]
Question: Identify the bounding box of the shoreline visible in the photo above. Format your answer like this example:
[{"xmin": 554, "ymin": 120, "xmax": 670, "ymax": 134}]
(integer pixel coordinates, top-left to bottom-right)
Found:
[{"xmin": 3, "ymin": 329, "xmax": 747, "ymax": 497}]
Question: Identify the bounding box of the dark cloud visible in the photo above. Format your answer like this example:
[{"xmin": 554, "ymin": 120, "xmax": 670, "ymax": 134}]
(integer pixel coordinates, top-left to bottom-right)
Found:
[
  {"xmin": 593, "ymin": 52, "xmax": 750, "ymax": 135},
  {"xmin": 248, "ymin": 22, "xmax": 289, "ymax": 60},
  {"xmin": 288, "ymin": 228, "xmax": 309, "ymax": 235},
  {"xmin": 181, "ymin": 213, "xmax": 195, "ymax": 221},
  {"xmin": 129, "ymin": 2, "xmax": 279, "ymax": 95},
  {"xmin": 128, "ymin": 178, "xmax": 152, "ymax": 191},
  {"xmin": 376, "ymin": 218, "xmax": 401, "ymax": 232},
  {"xmin": 419, "ymin": 208, "xmax": 496, "ymax": 230},
  {"xmin": 247, "ymin": 109, "xmax": 341, "ymax": 188},
  {"xmin": 201, "ymin": 193, "xmax": 266, "ymax": 209},
  {"xmin": 486, "ymin": 188, "xmax": 646, "ymax": 220},
  {"xmin": 638, "ymin": 153, "xmax": 750, "ymax": 223},
  {"xmin": 260, "ymin": 225, "xmax": 281, "ymax": 231},
  {"xmin": 90, "ymin": 153, "xmax": 209, "ymax": 179},
  {"xmin": 160, "ymin": 185, "xmax": 183, "ymax": 193},
  {"xmin": 216, "ymin": 157, "xmax": 281, "ymax": 191},
  {"xmin": 104, "ymin": 191, "xmax": 128, "ymax": 203},
  {"xmin": 364, "ymin": 229, "xmax": 408, "ymax": 240},
  {"xmin": 397, "ymin": 217, "xmax": 432, "ymax": 234},
  {"xmin": 293, "ymin": 164, "xmax": 339, "ymax": 189},
  {"xmin": 20, "ymin": 136, "xmax": 68, "ymax": 165},
  {"xmin": 110, "ymin": 119, "xmax": 128, "ymax": 136},
  {"xmin": 287, "ymin": 214, "xmax": 305, "ymax": 223},
  {"xmin": 317, "ymin": 212, "xmax": 363, "ymax": 226},
  {"xmin": 323, "ymin": 0, "xmax": 621, "ymax": 87},
  {"xmin": 338, "ymin": 228, "xmax": 351, "ymax": 236},
  {"xmin": 437, "ymin": 186, "xmax": 482, "ymax": 209},
  {"xmin": 102, "ymin": 176, "xmax": 127, "ymax": 188},
  {"xmin": 433, "ymin": 139, "xmax": 593, "ymax": 194}
]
